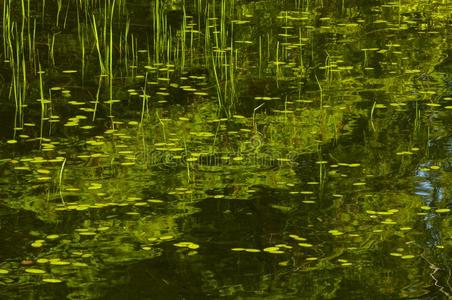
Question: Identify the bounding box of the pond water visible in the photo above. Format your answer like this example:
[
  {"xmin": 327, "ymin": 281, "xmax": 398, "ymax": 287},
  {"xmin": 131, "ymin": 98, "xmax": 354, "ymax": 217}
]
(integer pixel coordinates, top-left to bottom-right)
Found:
[{"xmin": 0, "ymin": 0, "xmax": 451, "ymax": 299}]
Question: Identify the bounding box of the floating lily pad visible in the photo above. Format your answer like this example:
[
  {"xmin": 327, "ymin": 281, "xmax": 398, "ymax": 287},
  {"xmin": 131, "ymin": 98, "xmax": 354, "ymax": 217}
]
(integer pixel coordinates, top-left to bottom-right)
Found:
[
  {"xmin": 25, "ymin": 268, "xmax": 46, "ymax": 274},
  {"xmin": 42, "ymin": 278, "xmax": 63, "ymax": 283}
]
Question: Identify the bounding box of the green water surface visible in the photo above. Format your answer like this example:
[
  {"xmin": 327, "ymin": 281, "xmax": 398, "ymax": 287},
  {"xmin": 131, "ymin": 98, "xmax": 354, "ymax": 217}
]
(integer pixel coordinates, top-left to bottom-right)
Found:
[{"xmin": 0, "ymin": 0, "xmax": 451, "ymax": 299}]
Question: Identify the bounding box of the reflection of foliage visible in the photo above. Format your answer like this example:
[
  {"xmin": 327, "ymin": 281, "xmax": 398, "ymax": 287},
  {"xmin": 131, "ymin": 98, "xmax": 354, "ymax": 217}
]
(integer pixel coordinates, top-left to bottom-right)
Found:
[{"xmin": 0, "ymin": 0, "xmax": 451, "ymax": 298}]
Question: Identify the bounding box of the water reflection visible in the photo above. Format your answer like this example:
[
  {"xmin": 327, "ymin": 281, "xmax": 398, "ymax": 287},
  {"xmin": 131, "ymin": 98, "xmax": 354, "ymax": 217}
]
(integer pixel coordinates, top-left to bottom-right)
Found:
[{"xmin": 0, "ymin": 0, "xmax": 451, "ymax": 299}]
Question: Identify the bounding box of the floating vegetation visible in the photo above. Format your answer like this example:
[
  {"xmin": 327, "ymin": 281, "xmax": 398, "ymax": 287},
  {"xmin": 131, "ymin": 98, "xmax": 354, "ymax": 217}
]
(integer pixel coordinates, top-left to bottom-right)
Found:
[
  {"xmin": 25, "ymin": 269, "xmax": 46, "ymax": 274},
  {"xmin": 263, "ymin": 244, "xmax": 292, "ymax": 254},
  {"xmin": 306, "ymin": 257, "xmax": 319, "ymax": 261},
  {"xmin": 173, "ymin": 242, "xmax": 200, "ymax": 250},
  {"xmin": 231, "ymin": 248, "xmax": 262, "ymax": 253},
  {"xmin": 31, "ymin": 240, "xmax": 45, "ymax": 248},
  {"xmin": 328, "ymin": 230, "xmax": 345, "ymax": 236},
  {"xmin": 289, "ymin": 234, "xmax": 307, "ymax": 241},
  {"xmin": 42, "ymin": 278, "xmax": 63, "ymax": 283},
  {"xmin": 0, "ymin": 0, "xmax": 450, "ymax": 298},
  {"xmin": 401, "ymin": 255, "xmax": 416, "ymax": 260}
]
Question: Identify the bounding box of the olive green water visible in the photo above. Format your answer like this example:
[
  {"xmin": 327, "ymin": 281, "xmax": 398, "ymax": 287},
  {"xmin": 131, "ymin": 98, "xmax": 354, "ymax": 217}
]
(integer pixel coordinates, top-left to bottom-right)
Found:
[{"xmin": 0, "ymin": 0, "xmax": 451, "ymax": 299}]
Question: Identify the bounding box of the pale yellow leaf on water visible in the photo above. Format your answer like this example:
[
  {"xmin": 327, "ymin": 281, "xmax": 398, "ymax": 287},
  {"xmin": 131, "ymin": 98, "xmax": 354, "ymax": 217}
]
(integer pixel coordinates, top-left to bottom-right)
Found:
[
  {"xmin": 244, "ymin": 248, "xmax": 261, "ymax": 253},
  {"xmin": 42, "ymin": 278, "xmax": 62, "ymax": 283},
  {"xmin": 72, "ymin": 262, "xmax": 88, "ymax": 267},
  {"xmin": 25, "ymin": 268, "xmax": 46, "ymax": 274},
  {"xmin": 231, "ymin": 248, "xmax": 245, "ymax": 251}
]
